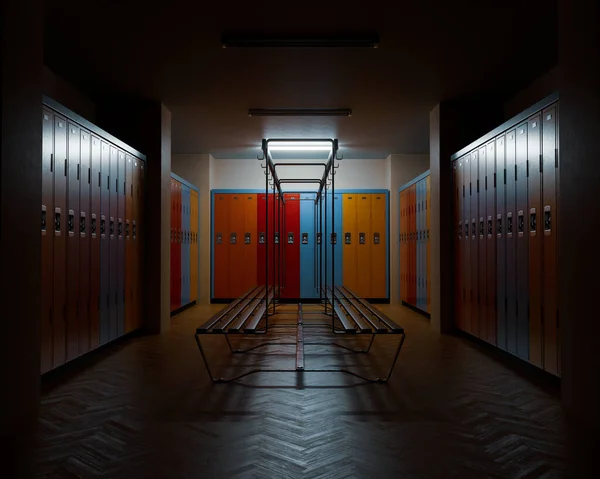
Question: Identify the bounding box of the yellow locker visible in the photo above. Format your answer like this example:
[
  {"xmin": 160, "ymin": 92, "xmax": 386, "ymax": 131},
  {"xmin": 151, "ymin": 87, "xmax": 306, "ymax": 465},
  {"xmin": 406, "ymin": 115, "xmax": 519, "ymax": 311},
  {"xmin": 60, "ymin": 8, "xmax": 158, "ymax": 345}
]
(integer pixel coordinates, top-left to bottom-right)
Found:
[
  {"xmin": 342, "ymin": 194, "xmax": 358, "ymax": 292},
  {"xmin": 356, "ymin": 194, "xmax": 372, "ymax": 297},
  {"xmin": 370, "ymin": 194, "xmax": 387, "ymax": 298}
]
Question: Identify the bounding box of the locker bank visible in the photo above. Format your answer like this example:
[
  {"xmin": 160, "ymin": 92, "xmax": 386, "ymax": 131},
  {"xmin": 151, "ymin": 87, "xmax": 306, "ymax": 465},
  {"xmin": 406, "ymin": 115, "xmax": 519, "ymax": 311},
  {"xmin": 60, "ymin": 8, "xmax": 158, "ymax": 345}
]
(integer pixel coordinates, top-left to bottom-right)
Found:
[{"xmin": 2, "ymin": 2, "xmax": 599, "ymax": 477}]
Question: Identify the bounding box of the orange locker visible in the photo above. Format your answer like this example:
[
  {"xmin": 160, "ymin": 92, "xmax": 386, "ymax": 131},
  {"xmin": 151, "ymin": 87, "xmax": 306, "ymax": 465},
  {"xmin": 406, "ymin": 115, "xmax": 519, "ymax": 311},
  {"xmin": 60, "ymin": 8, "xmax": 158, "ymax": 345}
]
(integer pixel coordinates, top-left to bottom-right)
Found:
[
  {"xmin": 78, "ymin": 128, "xmax": 91, "ymax": 355},
  {"xmin": 213, "ymin": 194, "xmax": 230, "ymax": 298},
  {"xmin": 356, "ymin": 194, "xmax": 372, "ymax": 298},
  {"xmin": 228, "ymin": 194, "xmax": 246, "ymax": 297},
  {"xmin": 371, "ymin": 193, "xmax": 387, "ymax": 298},
  {"xmin": 125, "ymin": 155, "xmax": 134, "ymax": 333},
  {"xmin": 542, "ymin": 105, "xmax": 559, "ymax": 375},
  {"xmin": 53, "ymin": 114, "xmax": 68, "ymax": 366},
  {"xmin": 243, "ymin": 194, "xmax": 258, "ymax": 292},
  {"xmin": 41, "ymin": 109, "xmax": 54, "ymax": 373},
  {"xmin": 342, "ymin": 194, "xmax": 358, "ymax": 292},
  {"xmin": 485, "ymin": 140, "xmax": 497, "ymax": 345},
  {"xmin": 89, "ymin": 137, "xmax": 101, "ymax": 349},
  {"xmin": 528, "ymin": 114, "xmax": 543, "ymax": 368}
]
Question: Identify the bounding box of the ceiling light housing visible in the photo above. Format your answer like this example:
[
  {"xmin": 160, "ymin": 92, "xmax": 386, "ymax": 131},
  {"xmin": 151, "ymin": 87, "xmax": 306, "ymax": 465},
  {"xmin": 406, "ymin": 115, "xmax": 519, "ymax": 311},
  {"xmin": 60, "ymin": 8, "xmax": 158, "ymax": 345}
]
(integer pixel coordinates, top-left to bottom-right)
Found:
[
  {"xmin": 267, "ymin": 141, "xmax": 332, "ymax": 152},
  {"xmin": 248, "ymin": 108, "xmax": 352, "ymax": 117},
  {"xmin": 222, "ymin": 36, "xmax": 379, "ymax": 49}
]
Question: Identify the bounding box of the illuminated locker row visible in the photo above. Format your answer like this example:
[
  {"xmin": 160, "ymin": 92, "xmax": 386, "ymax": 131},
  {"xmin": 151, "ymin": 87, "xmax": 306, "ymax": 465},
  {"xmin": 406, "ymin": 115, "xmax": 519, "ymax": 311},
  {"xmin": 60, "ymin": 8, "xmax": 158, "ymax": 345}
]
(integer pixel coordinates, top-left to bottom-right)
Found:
[
  {"xmin": 399, "ymin": 173, "xmax": 431, "ymax": 313},
  {"xmin": 41, "ymin": 98, "xmax": 145, "ymax": 374},
  {"xmin": 170, "ymin": 174, "xmax": 199, "ymax": 314},
  {"xmin": 453, "ymin": 96, "xmax": 560, "ymax": 376},
  {"xmin": 211, "ymin": 190, "xmax": 387, "ymax": 301}
]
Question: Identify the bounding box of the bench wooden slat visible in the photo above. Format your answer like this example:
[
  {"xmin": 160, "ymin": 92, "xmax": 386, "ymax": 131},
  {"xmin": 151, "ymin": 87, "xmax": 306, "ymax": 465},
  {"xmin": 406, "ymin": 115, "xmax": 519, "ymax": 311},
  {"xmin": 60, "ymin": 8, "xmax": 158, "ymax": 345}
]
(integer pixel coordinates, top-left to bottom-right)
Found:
[
  {"xmin": 296, "ymin": 305, "xmax": 304, "ymax": 370},
  {"xmin": 227, "ymin": 297, "xmax": 263, "ymax": 332},
  {"xmin": 326, "ymin": 288, "xmax": 357, "ymax": 332},
  {"xmin": 213, "ymin": 287, "xmax": 266, "ymax": 332},
  {"xmin": 339, "ymin": 286, "xmax": 405, "ymax": 333},
  {"xmin": 335, "ymin": 287, "xmax": 387, "ymax": 333},
  {"xmin": 196, "ymin": 286, "xmax": 262, "ymax": 333}
]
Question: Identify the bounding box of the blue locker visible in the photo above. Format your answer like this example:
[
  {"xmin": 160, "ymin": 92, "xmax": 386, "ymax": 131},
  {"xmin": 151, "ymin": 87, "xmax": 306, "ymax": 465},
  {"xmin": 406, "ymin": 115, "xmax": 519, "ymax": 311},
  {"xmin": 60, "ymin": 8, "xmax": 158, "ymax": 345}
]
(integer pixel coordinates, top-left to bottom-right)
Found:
[
  {"xmin": 321, "ymin": 192, "xmax": 343, "ymax": 289},
  {"xmin": 181, "ymin": 186, "xmax": 190, "ymax": 306},
  {"xmin": 300, "ymin": 193, "xmax": 318, "ymax": 298}
]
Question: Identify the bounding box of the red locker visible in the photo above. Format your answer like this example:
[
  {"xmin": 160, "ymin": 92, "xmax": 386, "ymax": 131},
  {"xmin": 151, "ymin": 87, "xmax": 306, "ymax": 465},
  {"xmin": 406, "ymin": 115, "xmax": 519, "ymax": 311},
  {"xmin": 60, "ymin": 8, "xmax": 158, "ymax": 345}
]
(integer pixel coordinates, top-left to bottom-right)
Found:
[
  {"xmin": 78, "ymin": 128, "xmax": 91, "ymax": 355},
  {"xmin": 485, "ymin": 140, "xmax": 497, "ymax": 345},
  {"xmin": 41, "ymin": 109, "xmax": 54, "ymax": 373},
  {"xmin": 478, "ymin": 146, "xmax": 487, "ymax": 341},
  {"xmin": 109, "ymin": 146, "xmax": 119, "ymax": 340},
  {"xmin": 53, "ymin": 114, "xmax": 68, "ymax": 366},
  {"xmin": 528, "ymin": 114, "xmax": 543, "ymax": 368},
  {"xmin": 282, "ymin": 194, "xmax": 300, "ymax": 298},
  {"xmin": 542, "ymin": 105, "xmax": 559, "ymax": 375},
  {"xmin": 89, "ymin": 137, "xmax": 101, "ymax": 349},
  {"xmin": 463, "ymin": 155, "xmax": 471, "ymax": 334}
]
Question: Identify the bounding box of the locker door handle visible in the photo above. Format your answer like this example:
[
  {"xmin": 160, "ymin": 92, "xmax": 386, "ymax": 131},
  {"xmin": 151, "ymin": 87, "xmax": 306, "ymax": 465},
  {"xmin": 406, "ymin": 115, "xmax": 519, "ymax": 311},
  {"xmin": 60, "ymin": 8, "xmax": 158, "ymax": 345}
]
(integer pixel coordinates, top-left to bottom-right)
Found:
[
  {"xmin": 80, "ymin": 212, "xmax": 86, "ymax": 237},
  {"xmin": 518, "ymin": 211, "xmax": 524, "ymax": 235},
  {"xmin": 91, "ymin": 214, "xmax": 97, "ymax": 237},
  {"xmin": 54, "ymin": 208, "xmax": 62, "ymax": 236},
  {"xmin": 68, "ymin": 210, "xmax": 75, "ymax": 236},
  {"xmin": 100, "ymin": 216, "xmax": 106, "ymax": 236},
  {"xmin": 479, "ymin": 218, "xmax": 484, "ymax": 238},
  {"xmin": 126, "ymin": 220, "xmax": 130, "ymax": 239},
  {"xmin": 496, "ymin": 214, "xmax": 502, "ymax": 237},
  {"xmin": 464, "ymin": 221, "xmax": 469, "ymax": 237},
  {"xmin": 471, "ymin": 220, "xmax": 476, "ymax": 238},
  {"xmin": 529, "ymin": 208, "xmax": 537, "ymax": 235},
  {"xmin": 132, "ymin": 221, "xmax": 137, "ymax": 239},
  {"xmin": 118, "ymin": 219, "xmax": 123, "ymax": 238},
  {"xmin": 487, "ymin": 217, "xmax": 493, "ymax": 237},
  {"xmin": 42, "ymin": 205, "xmax": 47, "ymax": 234},
  {"xmin": 544, "ymin": 206, "xmax": 551, "ymax": 234},
  {"xmin": 507, "ymin": 212, "xmax": 513, "ymax": 236},
  {"xmin": 109, "ymin": 217, "xmax": 115, "ymax": 237}
]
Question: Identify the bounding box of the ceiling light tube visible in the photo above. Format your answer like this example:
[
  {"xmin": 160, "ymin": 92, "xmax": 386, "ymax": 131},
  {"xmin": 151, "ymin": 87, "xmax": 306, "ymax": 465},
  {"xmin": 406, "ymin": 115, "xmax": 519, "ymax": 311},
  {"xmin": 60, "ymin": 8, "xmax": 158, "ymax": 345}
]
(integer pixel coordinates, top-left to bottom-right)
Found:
[
  {"xmin": 222, "ymin": 36, "xmax": 379, "ymax": 48},
  {"xmin": 249, "ymin": 108, "xmax": 352, "ymax": 117},
  {"xmin": 268, "ymin": 141, "xmax": 332, "ymax": 152}
]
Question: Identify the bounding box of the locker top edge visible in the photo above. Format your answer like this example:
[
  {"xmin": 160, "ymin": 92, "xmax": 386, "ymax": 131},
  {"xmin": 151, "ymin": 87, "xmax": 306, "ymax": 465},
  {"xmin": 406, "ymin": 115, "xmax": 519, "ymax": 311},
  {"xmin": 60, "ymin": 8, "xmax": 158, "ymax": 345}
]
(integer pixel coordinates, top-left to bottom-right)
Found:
[
  {"xmin": 398, "ymin": 170, "xmax": 431, "ymax": 193},
  {"xmin": 43, "ymin": 95, "xmax": 147, "ymax": 162},
  {"xmin": 450, "ymin": 90, "xmax": 559, "ymax": 162},
  {"xmin": 171, "ymin": 172, "xmax": 200, "ymax": 192}
]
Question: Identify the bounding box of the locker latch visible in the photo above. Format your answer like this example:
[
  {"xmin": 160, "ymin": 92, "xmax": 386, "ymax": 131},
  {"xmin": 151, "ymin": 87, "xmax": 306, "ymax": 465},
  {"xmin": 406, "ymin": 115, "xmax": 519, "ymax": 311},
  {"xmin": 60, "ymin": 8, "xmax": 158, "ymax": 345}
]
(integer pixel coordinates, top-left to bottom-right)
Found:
[
  {"xmin": 317, "ymin": 233, "xmax": 322, "ymax": 245},
  {"xmin": 125, "ymin": 220, "xmax": 130, "ymax": 239},
  {"xmin": 544, "ymin": 205, "xmax": 551, "ymax": 234},
  {"xmin": 80, "ymin": 212, "xmax": 86, "ymax": 238},
  {"xmin": 274, "ymin": 232, "xmax": 280, "ymax": 244},
  {"xmin": 230, "ymin": 232, "xmax": 237, "ymax": 244},
  {"xmin": 68, "ymin": 210, "xmax": 75, "ymax": 237},
  {"xmin": 496, "ymin": 214, "xmax": 502, "ymax": 237},
  {"xmin": 118, "ymin": 219, "xmax": 123, "ymax": 239},
  {"xmin": 100, "ymin": 215, "xmax": 106, "ymax": 237},
  {"xmin": 288, "ymin": 232, "xmax": 294, "ymax": 244},
  {"xmin": 487, "ymin": 216, "xmax": 493, "ymax": 238},
  {"xmin": 479, "ymin": 217, "xmax": 484, "ymax": 239},
  {"xmin": 518, "ymin": 211, "xmax": 524, "ymax": 236},
  {"xmin": 91, "ymin": 214, "xmax": 97, "ymax": 237},
  {"xmin": 507, "ymin": 212, "xmax": 513, "ymax": 236},
  {"xmin": 331, "ymin": 233, "xmax": 337, "ymax": 245},
  {"xmin": 216, "ymin": 233, "xmax": 222, "ymax": 244},
  {"xmin": 529, "ymin": 208, "xmax": 536, "ymax": 236},
  {"xmin": 132, "ymin": 221, "xmax": 137, "ymax": 240},
  {"xmin": 464, "ymin": 221, "xmax": 469, "ymax": 238},
  {"xmin": 359, "ymin": 232, "xmax": 366, "ymax": 244},
  {"xmin": 302, "ymin": 233, "xmax": 308, "ymax": 244},
  {"xmin": 41, "ymin": 205, "xmax": 47, "ymax": 235},
  {"xmin": 259, "ymin": 232, "xmax": 265, "ymax": 244},
  {"xmin": 471, "ymin": 219, "xmax": 476, "ymax": 239},
  {"xmin": 109, "ymin": 217, "xmax": 115, "ymax": 238},
  {"xmin": 245, "ymin": 232, "xmax": 251, "ymax": 244},
  {"xmin": 345, "ymin": 232, "xmax": 351, "ymax": 244},
  {"xmin": 374, "ymin": 232, "xmax": 380, "ymax": 245}
]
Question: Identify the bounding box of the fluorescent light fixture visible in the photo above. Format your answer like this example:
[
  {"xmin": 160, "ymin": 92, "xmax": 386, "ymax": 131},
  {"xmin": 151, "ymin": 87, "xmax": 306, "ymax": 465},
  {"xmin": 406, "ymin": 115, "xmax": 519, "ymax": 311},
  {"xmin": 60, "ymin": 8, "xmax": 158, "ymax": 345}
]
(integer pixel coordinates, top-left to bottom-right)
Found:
[
  {"xmin": 249, "ymin": 108, "xmax": 351, "ymax": 117},
  {"xmin": 268, "ymin": 141, "xmax": 332, "ymax": 152}
]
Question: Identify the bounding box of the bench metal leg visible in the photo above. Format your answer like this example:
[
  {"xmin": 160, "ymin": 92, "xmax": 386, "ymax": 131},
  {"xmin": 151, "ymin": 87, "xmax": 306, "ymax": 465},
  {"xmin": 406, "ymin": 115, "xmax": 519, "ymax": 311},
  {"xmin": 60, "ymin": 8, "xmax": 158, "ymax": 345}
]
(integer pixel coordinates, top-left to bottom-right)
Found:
[{"xmin": 331, "ymin": 333, "xmax": 376, "ymax": 353}]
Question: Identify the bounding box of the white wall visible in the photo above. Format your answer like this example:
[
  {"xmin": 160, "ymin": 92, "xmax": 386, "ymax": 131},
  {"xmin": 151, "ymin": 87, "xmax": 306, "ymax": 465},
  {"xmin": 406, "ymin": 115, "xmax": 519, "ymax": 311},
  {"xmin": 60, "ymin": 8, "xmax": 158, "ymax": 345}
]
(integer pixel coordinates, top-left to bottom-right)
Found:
[{"xmin": 210, "ymin": 158, "xmax": 389, "ymax": 191}]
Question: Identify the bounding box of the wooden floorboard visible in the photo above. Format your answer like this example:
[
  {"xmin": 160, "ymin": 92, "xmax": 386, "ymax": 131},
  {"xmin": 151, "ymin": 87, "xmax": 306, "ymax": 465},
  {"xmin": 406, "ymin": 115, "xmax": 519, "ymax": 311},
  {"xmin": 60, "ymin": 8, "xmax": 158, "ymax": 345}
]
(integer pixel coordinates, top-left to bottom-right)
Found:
[{"xmin": 35, "ymin": 303, "xmax": 566, "ymax": 478}]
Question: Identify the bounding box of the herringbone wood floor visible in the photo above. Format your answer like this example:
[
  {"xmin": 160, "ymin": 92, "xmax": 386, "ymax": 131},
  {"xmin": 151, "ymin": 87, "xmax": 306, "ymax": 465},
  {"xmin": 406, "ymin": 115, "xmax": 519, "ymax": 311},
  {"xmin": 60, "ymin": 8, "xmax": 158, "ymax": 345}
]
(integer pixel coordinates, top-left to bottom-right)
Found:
[{"xmin": 36, "ymin": 303, "xmax": 567, "ymax": 478}]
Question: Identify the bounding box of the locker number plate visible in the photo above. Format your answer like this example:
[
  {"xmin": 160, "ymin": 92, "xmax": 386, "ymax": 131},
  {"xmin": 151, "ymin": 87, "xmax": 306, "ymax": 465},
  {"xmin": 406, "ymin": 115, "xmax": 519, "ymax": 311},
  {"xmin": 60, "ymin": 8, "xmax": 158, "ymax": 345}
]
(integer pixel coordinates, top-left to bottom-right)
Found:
[
  {"xmin": 302, "ymin": 233, "xmax": 308, "ymax": 244},
  {"xmin": 288, "ymin": 232, "xmax": 294, "ymax": 244},
  {"xmin": 245, "ymin": 233, "xmax": 251, "ymax": 244},
  {"xmin": 317, "ymin": 233, "xmax": 322, "ymax": 245},
  {"xmin": 230, "ymin": 233, "xmax": 237, "ymax": 244},
  {"xmin": 331, "ymin": 233, "xmax": 337, "ymax": 245},
  {"xmin": 373, "ymin": 232, "xmax": 380, "ymax": 244},
  {"xmin": 259, "ymin": 232, "xmax": 265, "ymax": 244},
  {"xmin": 274, "ymin": 232, "xmax": 280, "ymax": 244},
  {"xmin": 216, "ymin": 233, "xmax": 223, "ymax": 244},
  {"xmin": 359, "ymin": 233, "xmax": 366, "ymax": 245},
  {"xmin": 345, "ymin": 232, "xmax": 351, "ymax": 244}
]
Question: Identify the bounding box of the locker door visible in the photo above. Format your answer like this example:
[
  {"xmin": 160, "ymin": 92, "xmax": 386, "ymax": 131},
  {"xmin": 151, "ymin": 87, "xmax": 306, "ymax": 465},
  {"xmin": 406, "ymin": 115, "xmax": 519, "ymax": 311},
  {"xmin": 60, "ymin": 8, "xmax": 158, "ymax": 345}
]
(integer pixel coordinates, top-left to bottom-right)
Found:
[
  {"xmin": 528, "ymin": 115, "xmax": 543, "ymax": 368},
  {"xmin": 400, "ymin": 191, "xmax": 405, "ymax": 303},
  {"xmin": 495, "ymin": 135, "xmax": 507, "ymax": 351},
  {"xmin": 282, "ymin": 194, "xmax": 300, "ymax": 298},
  {"xmin": 300, "ymin": 194, "xmax": 316, "ymax": 299},
  {"xmin": 371, "ymin": 193, "xmax": 387, "ymax": 299},
  {"xmin": 90, "ymin": 137, "xmax": 101, "ymax": 349},
  {"xmin": 342, "ymin": 194, "xmax": 357, "ymax": 291},
  {"xmin": 53, "ymin": 115, "xmax": 68, "ymax": 366},
  {"xmin": 186, "ymin": 188, "xmax": 192, "ymax": 303},
  {"xmin": 131, "ymin": 160, "xmax": 140, "ymax": 328},
  {"xmin": 257, "ymin": 194, "xmax": 269, "ymax": 287},
  {"xmin": 410, "ymin": 185, "xmax": 416, "ymax": 307},
  {"xmin": 420, "ymin": 181, "xmax": 426, "ymax": 309},
  {"xmin": 135, "ymin": 161, "xmax": 145, "ymax": 328},
  {"xmin": 41, "ymin": 109, "xmax": 54, "ymax": 373},
  {"xmin": 426, "ymin": 176, "xmax": 431, "ymax": 312},
  {"xmin": 478, "ymin": 146, "xmax": 487, "ymax": 340},
  {"xmin": 125, "ymin": 155, "xmax": 134, "ymax": 332},
  {"xmin": 416, "ymin": 183, "xmax": 422, "ymax": 309},
  {"xmin": 463, "ymin": 156, "xmax": 472, "ymax": 334},
  {"xmin": 243, "ymin": 194, "xmax": 258, "ymax": 293},
  {"xmin": 454, "ymin": 162, "xmax": 462, "ymax": 329},
  {"xmin": 486, "ymin": 141, "xmax": 497, "ymax": 345},
  {"xmin": 470, "ymin": 151, "xmax": 479, "ymax": 336},
  {"xmin": 66, "ymin": 123, "xmax": 81, "ymax": 360},
  {"xmin": 170, "ymin": 180, "xmax": 176, "ymax": 311},
  {"xmin": 542, "ymin": 105, "xmax": 559, "ymax": 376},
  {"xmin": 228, "ymin": 194, "xmax": 245, "ymax": 297},
  {"xmin": 78, "ymin": 129, "xmax": 91, "ymax": 355},
  {"xmin": 323, "ymin": 192, "xmax": 342, "ymax": 288},
  {"xmin": 175, "ymin": 182, "xmax": 182, "ymax": 306},
  {"xmin": 273, "ymin": 194, "xmax": 283, "ymax": 294},
  {"xmin": 357, "ymin": 194, "xmax": 372, "ymax": 298},
  {"xmin": 117, "ymin": 151, "xmax": 126, "ymax": 336},
  {"xmin": 189, "ymin": 190, "xmax": 196, "ymax": 303},
  {"xmin": 505, "ymin": 130, "xmax": 518, "ymax": 354},
  {"xmin": 515, "ymin": 123, "xmax": 529, "ymax": 360},
  {"xmin": 213, "ymin": 194, "xmax": 230, "ymax": 298},
  {"xmin": 109, "ymin": 146, "xmax": 119, "ymax": 340},
  {"xmin": 181, "ymin": 186, "xmax": 188, "ymax": 306}
]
